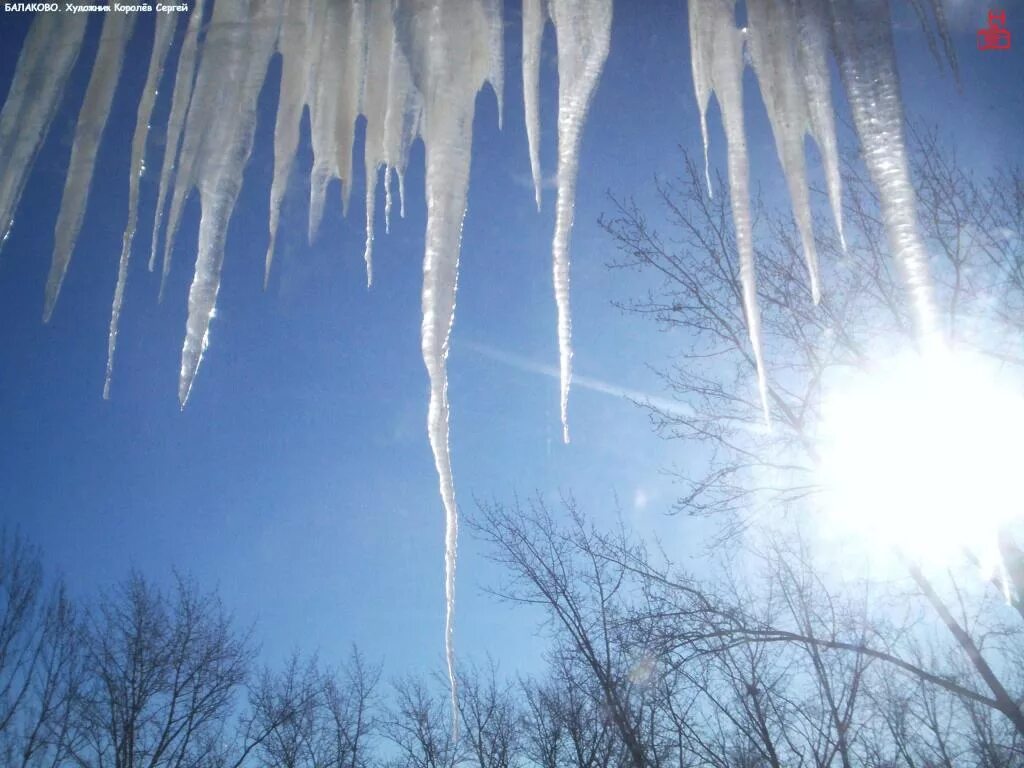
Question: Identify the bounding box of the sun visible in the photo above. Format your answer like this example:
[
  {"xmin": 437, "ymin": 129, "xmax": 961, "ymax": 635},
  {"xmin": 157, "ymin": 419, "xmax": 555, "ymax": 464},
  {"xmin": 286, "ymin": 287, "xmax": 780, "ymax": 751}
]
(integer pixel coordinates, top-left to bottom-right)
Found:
[{"xmin": 816, "ymin": 346, "xmax": 1024, "ymax": 577}]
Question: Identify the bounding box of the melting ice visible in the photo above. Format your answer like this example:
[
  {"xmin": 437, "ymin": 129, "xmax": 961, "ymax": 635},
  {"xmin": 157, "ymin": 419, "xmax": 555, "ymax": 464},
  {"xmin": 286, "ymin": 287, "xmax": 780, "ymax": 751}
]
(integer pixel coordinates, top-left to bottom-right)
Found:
[{"xmin": 0, "ymin": 0, "xmax": 953, "ymax": 726}]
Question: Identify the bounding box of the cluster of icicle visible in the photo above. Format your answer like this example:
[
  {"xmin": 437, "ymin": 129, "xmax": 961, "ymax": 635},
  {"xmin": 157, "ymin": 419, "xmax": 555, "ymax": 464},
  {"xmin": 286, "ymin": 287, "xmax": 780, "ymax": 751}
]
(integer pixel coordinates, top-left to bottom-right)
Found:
[
  {"xmin": 690, "ymin": 0, "xmax": 950, "ymax": 420},
  {"xmin": 0, "ymin": 0, "xmax": 948, "ymax": 725},
  {"xmin": 0, "ymin": 0, "xmax": 612, "ymax": 727}
]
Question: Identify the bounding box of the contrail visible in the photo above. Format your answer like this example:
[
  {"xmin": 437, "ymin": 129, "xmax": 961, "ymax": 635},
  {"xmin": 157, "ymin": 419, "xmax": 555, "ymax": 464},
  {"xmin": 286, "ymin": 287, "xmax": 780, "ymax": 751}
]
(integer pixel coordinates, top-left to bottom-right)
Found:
[{"xmin": 462, "ymin": 340, "xmax": 695, "ymax": 421}]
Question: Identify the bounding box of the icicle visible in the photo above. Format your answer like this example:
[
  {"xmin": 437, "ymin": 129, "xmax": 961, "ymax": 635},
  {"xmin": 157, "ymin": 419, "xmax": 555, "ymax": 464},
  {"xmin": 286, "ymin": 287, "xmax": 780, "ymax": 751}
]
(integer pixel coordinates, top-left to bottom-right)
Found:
[
  {"xmin": 747, "ymin": 0, "xmax": 821, "ymax": 302},
  {"xmin": 547, "ymin": 0, "xmax": 613, "ymax": 443},
  {"xmin": 44, "ymin": 12, "xmax": 136, "ymax": 323},
  {"xmin": 483, "ymin": 0, "xmax": 505, "ymax": 129},
  {"xmin": 794, "ymin": 0, "xmax": 845, "ymax": 253},
  {"xmin": 394, "ymin": 0, "xmax": 502, "ymax": 735},
  {"xmin": 105, "ymin": 14, "xmax": 177, "ymax": 399},
  {"xmin": 266, "ymin": 0, "xmax": 315, "ymax": 288},
  {"xmin": 0, "ymin": 14, "xmax": 87, "ymax": 251},
  {"xmin": 362, "ymin": 0, "xmax": 420, "ymax": 288},
  {"xmin": 688, "ymin": 1, "xmax": 714, "ymax": 197},
  {"xmin": 522, "ymin": 0, "xmax": 546, "ymax": 210},
  {"xmin": 178, "ymin": 0, "xmax": 281, "ymax": 406},
  {"xmin": 688, "ymin": 0, "xmax": 769, "ymax": 421},
  {"xmin": 308, "ymin": 0, "xmax": 366, "ymax": 243},
  {"xmin": 827, "ymin": 0, "xmax": 938, "ymax": 339},
  {"xmin": 361, "ymin": 0, "xmax": 394, "ymax": 288},
  {"xmin": 152, "ymin": 0, "xmax": 206, "ymax": 288}
]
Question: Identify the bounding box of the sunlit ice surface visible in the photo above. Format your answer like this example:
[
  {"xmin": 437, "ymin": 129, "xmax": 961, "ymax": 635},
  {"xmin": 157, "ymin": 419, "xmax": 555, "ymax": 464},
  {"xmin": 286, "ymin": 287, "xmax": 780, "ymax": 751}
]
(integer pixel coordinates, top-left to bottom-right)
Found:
[{"xmin": 817, "ymin": 346, "xmax": 1024, "ymax": 580}]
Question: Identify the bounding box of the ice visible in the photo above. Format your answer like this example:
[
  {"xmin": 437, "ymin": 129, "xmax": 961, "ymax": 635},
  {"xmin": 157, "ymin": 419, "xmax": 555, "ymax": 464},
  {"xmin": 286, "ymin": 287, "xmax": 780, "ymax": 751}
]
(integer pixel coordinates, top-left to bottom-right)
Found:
[
  {"xmin": 178, "ymin": 0, "xmax": 281, "ymax": 406},
  {"xmin": 307, "ymin": 1, "xmax": 366, "ymax": 244},
  {"xmin": 794, "ymin": 0, "xmax": 845, "ymax": 253},
  {"xmin": 0, "ymin": 0, "xmax": 953, "ymax": 730},
  {"xmin": 522, "ymin": 0, "xmax": 545, "ymax": 211},
  {"xmin": 44, "ymin": 12, "xmax": 135, "ymax": 322},
  {"xmin": 0, "ymin": 14, "xmax": 87, "ymax": 251},
  {"xmin": 265, "ymin": 0, "xmax": 315, "ymax": 288},
  {"xmin": 394, "ymin": 0, "xmax": 502, "ymax": 730},
  {"xmin": 547, "ymin": 0, "xmax": 613, "ymax": 442},
  {"xmin": 153, "ymin": 0, "xmax": 207, "ymax": 290},
  {"xmin": 827, "ymin": 0, "xmax": 937, "ymax": 338},
  {"xmin": 689, "ymin": 0, "xmax": 769, "ymax": 420},
  {"xmin": 748, "ymin": 0, "xmax": 821, "ymax": 302},
  {"xmin": 105, "ymin": 13, "xmax": 177, "ymax": 399},
  {"xmin": 362, "ymin": 0, "xmax": 420, "ymax": 288}
]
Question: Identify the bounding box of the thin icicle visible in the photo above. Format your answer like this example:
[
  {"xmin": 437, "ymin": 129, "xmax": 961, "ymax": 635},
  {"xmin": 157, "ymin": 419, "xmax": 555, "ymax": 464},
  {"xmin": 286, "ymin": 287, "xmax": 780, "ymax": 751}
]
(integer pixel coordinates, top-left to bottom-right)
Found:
[
  {"xmin": 828, "ymin": 0, "xmax": 938, "ymax": 340},
  {"xmin": 0, "ymin": 14, "xmax": 87, "ymax": 251},
  {"xmin": 44, "ymin": 12, "xmax": 136, "ymax": 323},
  {"xmin": 747, "ymin": 0, "xmax": 821, "ymax": 302},
  {"xmin": 153, "ymin": 0, "xmax": 206, "ymax": 289},
  {"xmin": 105, "ymin": 13, "xmax": 177, "ymax": 399},
  {"xmin": 394, "ymin": 0, "xmax": 501, "ymax": 735},
  {"xmin": 522, "ymin": 0, "xmax": 546, "ymax": 210},
  {"xmin": 688, "ymin": 0, "xmax": 769, "ymax": 421},
  {"xmin": 361, "ymin": 0, "xmax": 395, "ymax": 287},
  {"xmin": 362, "ymin": 0, "xmax": 420, "ymax": 288},
  {"xmin": 547, "ymin": 0, "xmax": 613, "ymax": 443},
  {"xmin": 794, "ymin": 0, "xmax": 845, "ymax": 252},
  {"xmin": 266, "ymin": 0, "xmax": 314, "ymax": 288},
  {"xmin": 688, "ymin": 0, "xmax": 714, "ymax": 199},
  {"xmin": 483, "ymin": 0, "xmax": 505, "ymax": 129},
  {"xmin": 178, "ymin": 0, "xmax": 281, "ymax": 406}
]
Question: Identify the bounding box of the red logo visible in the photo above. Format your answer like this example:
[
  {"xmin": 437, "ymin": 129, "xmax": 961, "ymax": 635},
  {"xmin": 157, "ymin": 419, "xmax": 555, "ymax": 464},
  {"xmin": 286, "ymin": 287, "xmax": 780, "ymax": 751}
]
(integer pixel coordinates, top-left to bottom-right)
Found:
[{"xmin": 978, "ymin": 11, "xmax": 1011, "ymax": 50}]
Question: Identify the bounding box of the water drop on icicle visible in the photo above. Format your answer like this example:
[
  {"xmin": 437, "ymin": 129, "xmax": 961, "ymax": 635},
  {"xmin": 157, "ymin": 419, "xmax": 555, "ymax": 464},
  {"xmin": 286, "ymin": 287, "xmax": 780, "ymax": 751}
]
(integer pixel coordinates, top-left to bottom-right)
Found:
[
  {"xmin": 0, "ymin": 14, "xmax": 87, "ymax": 251},
  {"xmin": 105, "ymin": 13, "xmax": 177, "ymax": 399}
]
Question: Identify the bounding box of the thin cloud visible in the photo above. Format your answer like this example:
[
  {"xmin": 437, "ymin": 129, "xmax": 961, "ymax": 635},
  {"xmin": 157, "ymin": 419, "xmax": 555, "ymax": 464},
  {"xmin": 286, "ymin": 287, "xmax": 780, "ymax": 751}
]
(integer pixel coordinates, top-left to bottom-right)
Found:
[{"xmin": 463, "ymin": 339, "xmax": 695, "ymax": 420}]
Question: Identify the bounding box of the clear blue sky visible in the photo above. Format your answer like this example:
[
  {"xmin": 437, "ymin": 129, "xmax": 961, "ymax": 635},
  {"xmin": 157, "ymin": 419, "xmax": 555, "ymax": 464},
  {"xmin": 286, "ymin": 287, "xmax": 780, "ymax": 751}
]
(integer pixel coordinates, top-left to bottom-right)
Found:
[{"xmin": 0, "ymin": 1, "xmax": 1020, "ymax": 679}]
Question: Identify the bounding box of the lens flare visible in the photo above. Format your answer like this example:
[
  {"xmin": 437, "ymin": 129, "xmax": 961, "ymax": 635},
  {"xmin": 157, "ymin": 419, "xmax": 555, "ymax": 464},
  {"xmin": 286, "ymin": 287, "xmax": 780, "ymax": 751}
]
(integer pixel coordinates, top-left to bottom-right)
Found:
[{"xmin": 817, "ymin": 348, "xmax": 1024, "ymax": 577}]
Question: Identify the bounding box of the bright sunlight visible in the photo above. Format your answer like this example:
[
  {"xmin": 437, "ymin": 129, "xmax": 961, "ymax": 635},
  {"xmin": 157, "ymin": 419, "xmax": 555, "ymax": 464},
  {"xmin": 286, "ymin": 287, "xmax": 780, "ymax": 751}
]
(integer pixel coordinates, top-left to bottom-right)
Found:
[{"xmin": 817, "ymin": 346, "xmax": 1024, "ymax": 576}]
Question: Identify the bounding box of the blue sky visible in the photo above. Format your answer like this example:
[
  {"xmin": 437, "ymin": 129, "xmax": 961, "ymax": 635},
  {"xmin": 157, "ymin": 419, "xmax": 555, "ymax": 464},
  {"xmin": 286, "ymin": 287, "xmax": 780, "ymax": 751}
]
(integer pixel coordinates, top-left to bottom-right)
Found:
[{"xmin": 0, "ymin": 1, "xmax": 1021, "ymax": 680}]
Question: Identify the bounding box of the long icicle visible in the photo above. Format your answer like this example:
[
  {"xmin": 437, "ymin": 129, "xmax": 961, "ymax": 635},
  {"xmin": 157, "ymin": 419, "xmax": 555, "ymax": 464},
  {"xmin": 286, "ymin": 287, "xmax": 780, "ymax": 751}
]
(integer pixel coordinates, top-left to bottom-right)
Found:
[
  {"xmin": 265, "ymin": 0, "xmax": 314, "ymax": 288},
  {"xmin": 547, "ymin": 0, "xmax": 613, "ymax": 443},
  {"xmin": 827, "ymin": 0, "xmax": 938, "ymax": 340},
  {"xmin": 178, "ymin": 0, "xmax": 281, "ymax": 406},
  {"xmin": 105, "ymin": 13, "xmax": 177, "ymax": 399},
  {"xmin": 688, "ymin": 0, "xmax": 770, "ymax": 421},
  {"xmin": 150, "ymin": 0, "xmax": 205, "ymax": 275},
  {"xmin": 522, "ymin": 0, "xmax": 546, "ymax": 211},
  {"xmin": 0, "ymin": 13, "xmax": 87, "ymax": 251},
  {"xmin": 395, "ymin": 0, "xmax": 502, "ymax": 734},
  {"xmin": 44, "ymin": 12, "xmax": 135, "ymax": 322},
  {"xmin": 748, "ymin": 0, "xmax": 821, "ymax": 302}
]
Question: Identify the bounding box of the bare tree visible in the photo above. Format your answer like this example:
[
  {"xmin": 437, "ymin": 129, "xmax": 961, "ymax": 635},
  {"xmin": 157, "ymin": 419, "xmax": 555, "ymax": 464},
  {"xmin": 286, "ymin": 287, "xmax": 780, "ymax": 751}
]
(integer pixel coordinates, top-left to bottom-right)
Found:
[
  {"xmin": 322, "ymin": 647, "xmax": 382, "ymax": 768},
  {"xmin": 456, "ymin": 660, "xmax": 519, "ymax": 768},
  {"xmin": 520, "ymin": 659, "xmax": 623, "ymax": 768},
  {"xmin": 597, "ymin": 127, "xmax": 1024, "ymax": 752},
  {"xmin": 384, "ymin": 676, "xmax": 460, "ymax": 768},
  {"xmin": 71, "ymin": 571, "xmax": 252, "ymax": 768},
  {"xmin": 0, "ymin": 530, "xmax": 83, "ymax": 768}
]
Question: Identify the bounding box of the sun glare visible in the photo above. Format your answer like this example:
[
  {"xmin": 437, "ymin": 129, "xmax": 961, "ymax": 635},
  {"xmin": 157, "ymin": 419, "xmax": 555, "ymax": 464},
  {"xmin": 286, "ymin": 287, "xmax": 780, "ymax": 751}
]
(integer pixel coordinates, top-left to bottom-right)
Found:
[{"xmin": 817, "ymin": 347, "xmax": 1024, "ymax": 576}]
